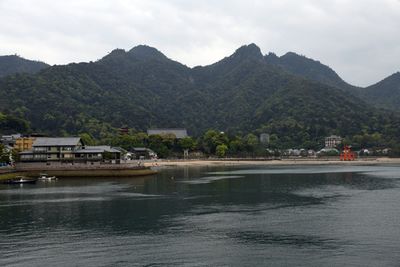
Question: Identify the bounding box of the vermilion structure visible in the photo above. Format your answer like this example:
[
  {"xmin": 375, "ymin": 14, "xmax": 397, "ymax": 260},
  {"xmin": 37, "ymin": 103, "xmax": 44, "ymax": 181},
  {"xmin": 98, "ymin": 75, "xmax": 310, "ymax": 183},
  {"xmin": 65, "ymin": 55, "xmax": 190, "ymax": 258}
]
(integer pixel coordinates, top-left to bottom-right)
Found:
[{"xmin": 340, "ymin": 145, "xmax": 356, "ymax": 161}]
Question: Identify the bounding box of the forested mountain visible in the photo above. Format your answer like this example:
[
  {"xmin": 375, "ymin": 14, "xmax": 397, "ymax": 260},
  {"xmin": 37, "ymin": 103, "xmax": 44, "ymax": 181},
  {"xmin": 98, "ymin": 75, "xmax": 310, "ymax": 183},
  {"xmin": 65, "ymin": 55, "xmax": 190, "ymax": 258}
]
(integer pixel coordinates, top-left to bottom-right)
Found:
[
  {"xmin": 264, "ymin": 51, "xmax": 400, "ymax": 111},
  {"xmin": 264, "ymin": 52, "xmax": 357, "ymax": 92},
  {"xmin": 0, "ymin": 44, "xmax": 399, "ymax": 148},
  {"xmin": 362, "ymin": 72, "xmax": 400, "ymax": 110},
  {"xmin": 0, "ymin": 55, "xmax": 49, "ymax": 77}
]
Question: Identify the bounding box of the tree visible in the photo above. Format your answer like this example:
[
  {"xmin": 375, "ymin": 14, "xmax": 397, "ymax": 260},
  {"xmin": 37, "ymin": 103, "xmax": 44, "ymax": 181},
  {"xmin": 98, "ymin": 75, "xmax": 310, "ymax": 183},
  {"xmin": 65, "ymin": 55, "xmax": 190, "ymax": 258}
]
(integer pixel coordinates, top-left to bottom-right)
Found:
[
  {"xmin": 79, "ymin": 133, "xmax": 95, "ymax": 146},
  {"xmin": 202, "ymin": 130, "xmax": 229, "ymax": 154},
  {"xmin": 228, "ymin": 136, "xmax": 244, "ymax": 155},
  {"xmin": 160, "ymin": 133, "xmax": 176, "ymax": 149},
  {"xmin": 244, "ymin": 133, "xmax": 259, "ymax": 152},
  {"xmin": 216, "ymin": 144, "xmax": 228, "ymax": 158},
  {"xmin": 178, "ymin": 137, "xmax": 196, "ymax": 151},
  {"xmin": 0, "ymin": 144, "xmax": 10, "ymax": 164},
  {"xmin": 148, "ymin": 134, "xmax": 170, "ymax": 158},
  {"xmin": 0, "ymin": 112, "xmax": 30, "ymax": 133}
]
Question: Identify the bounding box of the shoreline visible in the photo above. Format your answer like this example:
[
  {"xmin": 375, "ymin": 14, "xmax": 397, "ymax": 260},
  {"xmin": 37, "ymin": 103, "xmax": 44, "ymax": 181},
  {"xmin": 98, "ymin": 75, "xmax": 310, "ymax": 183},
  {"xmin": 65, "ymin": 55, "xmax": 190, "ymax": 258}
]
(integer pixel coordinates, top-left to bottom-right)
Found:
[
  {"xmin": 2, "ymin": 158, "xmax": 399, "ymax": 180},
  {"xmin": 144, "ymin": 157, "xmax": 400, "ymax": 167},
  {"xmin": 0, "ymin": 166, "xmax": 157, "ymax": 181}
]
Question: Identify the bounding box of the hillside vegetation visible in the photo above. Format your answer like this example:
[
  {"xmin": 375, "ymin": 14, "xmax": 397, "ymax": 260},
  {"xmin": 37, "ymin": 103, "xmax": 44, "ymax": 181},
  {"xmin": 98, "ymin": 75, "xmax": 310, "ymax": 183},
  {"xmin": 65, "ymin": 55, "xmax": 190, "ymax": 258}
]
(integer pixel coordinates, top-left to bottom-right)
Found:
[{"xmin": 0, "ymin": 44, "xmax": 399, "ymax": 149}]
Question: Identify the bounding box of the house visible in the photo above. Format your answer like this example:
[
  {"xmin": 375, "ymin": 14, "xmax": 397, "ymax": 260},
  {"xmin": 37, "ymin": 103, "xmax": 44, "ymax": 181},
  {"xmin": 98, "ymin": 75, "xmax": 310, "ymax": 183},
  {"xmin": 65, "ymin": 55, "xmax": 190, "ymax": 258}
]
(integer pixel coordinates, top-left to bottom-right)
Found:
[
  {"xmin": 74, "ymin": 146, "xmax": 122, "ymax": 163},
  {"xmin": 14, "ymin": 137, "xmax": 36, "ymax": 151},
  {"xmin": 19, "ymin": 137, "xmax": 121, "ymax": 163},
  {"xmin": 0, "ymin": 134, "xmax": 21, "ymax": 147},
  {"xmin": 147, "ymin": 128, "xmax": 188, "ymax": 139},
  {"xmin": 131, "ymin": 147, "xmax": 157, "ymax": 159},
  {"xmin": 325, "ymin": 135, "xmax": 342, "ymax": 148}
]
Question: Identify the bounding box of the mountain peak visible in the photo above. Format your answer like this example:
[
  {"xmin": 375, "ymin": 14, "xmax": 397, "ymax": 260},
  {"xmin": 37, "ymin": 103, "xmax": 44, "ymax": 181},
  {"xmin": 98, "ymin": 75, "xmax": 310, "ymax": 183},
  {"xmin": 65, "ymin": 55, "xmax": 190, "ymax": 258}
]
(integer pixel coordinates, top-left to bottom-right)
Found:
[
  {"xmin": 282, "ymin": 51, "xmax": 300, "ymax": 57},
  {"xmin": 232, "ymin": 43, "xmax": 263, "ymax": 60},
  {"xmin": 128, "ymin": 45, "xmax": 167, "ymax": 60}
]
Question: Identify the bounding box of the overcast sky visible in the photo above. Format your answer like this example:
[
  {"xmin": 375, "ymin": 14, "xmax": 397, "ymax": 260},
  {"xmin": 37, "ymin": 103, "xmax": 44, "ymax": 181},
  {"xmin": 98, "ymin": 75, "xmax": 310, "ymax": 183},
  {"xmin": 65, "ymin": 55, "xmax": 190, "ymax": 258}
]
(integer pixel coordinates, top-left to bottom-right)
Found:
[{"xmin": 1, "ymin": 0, "xmax": 399, "ymax": 86}]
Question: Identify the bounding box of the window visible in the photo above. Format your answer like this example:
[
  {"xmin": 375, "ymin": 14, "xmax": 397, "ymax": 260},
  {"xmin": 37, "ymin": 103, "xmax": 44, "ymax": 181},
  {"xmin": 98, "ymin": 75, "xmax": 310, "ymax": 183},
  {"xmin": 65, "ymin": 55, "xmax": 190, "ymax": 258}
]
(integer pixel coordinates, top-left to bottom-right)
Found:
[{"xmin": 34, "ymin": 147, "xmax": 46, "ymax": 152}]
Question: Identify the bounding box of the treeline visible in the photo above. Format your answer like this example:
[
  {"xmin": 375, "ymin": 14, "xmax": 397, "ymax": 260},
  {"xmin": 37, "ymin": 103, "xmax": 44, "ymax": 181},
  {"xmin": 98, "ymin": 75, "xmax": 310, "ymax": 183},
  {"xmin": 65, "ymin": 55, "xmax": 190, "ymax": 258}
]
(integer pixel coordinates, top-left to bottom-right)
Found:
[
  {"xmin": 78, "ymin": 129, "xmax": 400, "ymax": 158},
  {"xmin": 92, "ymin": 130, "xmax": 266, "ymax": 158}
]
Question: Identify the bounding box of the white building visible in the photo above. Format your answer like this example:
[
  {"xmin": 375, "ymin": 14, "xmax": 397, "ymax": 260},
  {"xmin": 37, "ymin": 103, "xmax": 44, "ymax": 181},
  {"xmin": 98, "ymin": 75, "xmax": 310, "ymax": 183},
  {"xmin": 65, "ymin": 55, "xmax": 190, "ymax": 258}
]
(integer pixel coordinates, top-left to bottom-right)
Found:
[
  {"xmin": 325, "ymin": 135, "xmax": 342, "ymax": 148},
  {"xmin": 259, "ymin": 133, "xmax": 270, "ymax": 144}
]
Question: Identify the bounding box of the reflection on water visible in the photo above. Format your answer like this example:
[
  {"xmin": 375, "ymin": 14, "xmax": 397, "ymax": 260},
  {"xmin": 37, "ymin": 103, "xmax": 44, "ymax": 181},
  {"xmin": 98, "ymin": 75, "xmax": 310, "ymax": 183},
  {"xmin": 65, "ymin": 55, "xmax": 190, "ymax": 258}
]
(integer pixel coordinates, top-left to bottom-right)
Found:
[
  {"xmin": 177, "ymin": 175, "xmax": 244, "ymax": 184},
  {"xmin": 1, "ymin": 164, "xmax": 400, "ymax": 266},
  {"xmin": 228, "ymin": 230, "xmax": 345, "ymax": 249}
]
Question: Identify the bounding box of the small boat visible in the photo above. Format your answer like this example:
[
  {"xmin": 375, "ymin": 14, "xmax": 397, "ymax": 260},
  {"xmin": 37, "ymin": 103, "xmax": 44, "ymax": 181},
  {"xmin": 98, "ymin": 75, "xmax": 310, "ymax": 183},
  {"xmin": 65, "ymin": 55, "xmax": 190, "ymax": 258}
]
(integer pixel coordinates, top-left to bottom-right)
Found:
[
  {"xmin": 3, "ymin": 176, "xmax": 37, "ymax": 184},
  {"xmin": 38, "ymin": 173, "xmax": 57, "ymax": 181}
]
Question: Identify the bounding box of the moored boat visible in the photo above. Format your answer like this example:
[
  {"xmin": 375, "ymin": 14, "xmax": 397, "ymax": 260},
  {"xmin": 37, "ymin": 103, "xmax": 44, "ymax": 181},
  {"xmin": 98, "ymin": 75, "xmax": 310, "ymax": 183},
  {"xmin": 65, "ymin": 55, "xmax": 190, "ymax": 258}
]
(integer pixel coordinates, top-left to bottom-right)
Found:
[
  {"xmin": 38, "ymin": 173, "xmax": 57, "ymax": 181},
  {"xmin": 3, "ymin": 176, "xmax": 37, "ymax": 184}
]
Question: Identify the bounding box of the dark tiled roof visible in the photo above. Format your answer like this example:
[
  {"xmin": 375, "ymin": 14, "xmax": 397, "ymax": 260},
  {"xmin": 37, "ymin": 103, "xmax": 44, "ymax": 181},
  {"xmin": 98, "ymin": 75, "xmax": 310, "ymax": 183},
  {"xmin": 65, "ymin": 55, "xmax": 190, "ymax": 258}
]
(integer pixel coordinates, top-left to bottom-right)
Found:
[
  {"xmin": 33, "ymin": 137, "xmax": 81, "ymax": 147},
  {"xmin": 147, "ymin": 128, "xmax": 188, "ymax": 139},
  {"xmin": 132, "ymin": 147, "xmax": 148, "ymax": 152},
  {"xmin": 75, "ymin": 146, "xmax": 121, "ymax": 153}
]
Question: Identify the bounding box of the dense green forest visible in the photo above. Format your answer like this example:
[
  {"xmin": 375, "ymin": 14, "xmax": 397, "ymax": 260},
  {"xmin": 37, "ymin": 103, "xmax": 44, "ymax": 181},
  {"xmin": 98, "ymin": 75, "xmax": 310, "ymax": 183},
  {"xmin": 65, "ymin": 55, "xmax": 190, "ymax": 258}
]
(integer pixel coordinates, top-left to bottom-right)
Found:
[
  {"xmin": 264, "ymin": 51, "xmax": 400, "ymax": 110},
  {"xmin": 361, "ymin": 72, "xmax": 400, "ymax": 110},
  {"xmin": 0, "ymin": 112, "xmax": 31, "ymax": 133},
  {"xmin": 0, "ymin": 44, "xmax": 399, "ymax": 151}
]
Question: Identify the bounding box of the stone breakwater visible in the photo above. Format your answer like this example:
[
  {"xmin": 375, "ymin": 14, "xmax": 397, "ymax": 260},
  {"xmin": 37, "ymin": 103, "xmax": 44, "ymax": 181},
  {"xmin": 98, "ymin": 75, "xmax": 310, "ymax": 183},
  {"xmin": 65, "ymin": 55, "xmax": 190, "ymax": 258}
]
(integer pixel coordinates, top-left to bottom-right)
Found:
[{"xmin": 0, "ymin": 163, "xmax": 157, "ymax": 180}]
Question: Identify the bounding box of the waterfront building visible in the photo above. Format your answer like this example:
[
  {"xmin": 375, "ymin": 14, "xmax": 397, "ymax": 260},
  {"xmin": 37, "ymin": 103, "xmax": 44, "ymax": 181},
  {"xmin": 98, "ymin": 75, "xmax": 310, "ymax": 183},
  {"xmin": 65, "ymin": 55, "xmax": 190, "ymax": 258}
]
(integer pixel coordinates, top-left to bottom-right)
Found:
[
  {"xmin": 19, "ymin": 137, "xmax": 121, "ymax": 163},
  {"xmin": 74, "ymin": 146, "xmax": 122, "ymax": 163},
  {"xmin": 324, "ymin": 135, "xmax": 342, "ymax": 148},
  {"xmin": 147, "ymin": 128, "xmax": 188, "ymax": 139},
  {"xmin": 131, "ymin": 147, "xmax": 157, "ymax": 159}
]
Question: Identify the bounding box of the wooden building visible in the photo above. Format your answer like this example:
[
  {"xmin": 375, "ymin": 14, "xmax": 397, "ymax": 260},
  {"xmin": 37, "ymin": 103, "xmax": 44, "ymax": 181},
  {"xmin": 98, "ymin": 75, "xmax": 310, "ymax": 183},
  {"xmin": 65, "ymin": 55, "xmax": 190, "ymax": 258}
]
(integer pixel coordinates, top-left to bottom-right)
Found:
[{"xmin": 19, "ymin": 137, "xmax": 121, "ymax": 163}]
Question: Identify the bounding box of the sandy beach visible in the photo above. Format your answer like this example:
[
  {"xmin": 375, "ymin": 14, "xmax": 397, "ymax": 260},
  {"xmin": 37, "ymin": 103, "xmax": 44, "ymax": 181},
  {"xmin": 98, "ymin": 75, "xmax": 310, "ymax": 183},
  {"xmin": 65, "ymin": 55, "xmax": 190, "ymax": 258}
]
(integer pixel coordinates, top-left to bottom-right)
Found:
[{"xmin": 144, "ymin": 157, "xmax": 400, "ymax": 167}]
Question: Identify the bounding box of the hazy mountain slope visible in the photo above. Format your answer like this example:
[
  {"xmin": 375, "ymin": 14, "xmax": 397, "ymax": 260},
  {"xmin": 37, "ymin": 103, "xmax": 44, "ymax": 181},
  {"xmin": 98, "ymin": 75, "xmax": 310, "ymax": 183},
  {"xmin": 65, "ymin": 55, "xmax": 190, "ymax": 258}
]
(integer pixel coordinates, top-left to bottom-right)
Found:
[
  {"xmin": 264, "ymin": 52, "xmax": 400, "ymax": 111},
  {"xmin": 264, "ymin": 52, "xmax": 357, "ymax": 91},
  {"xmin": 0, "ymin": 55, "xmax": 49, "ymax": 77},
  {"xmin": 361, "ymin": 72, "xmax": 400, "ymax": 110}
]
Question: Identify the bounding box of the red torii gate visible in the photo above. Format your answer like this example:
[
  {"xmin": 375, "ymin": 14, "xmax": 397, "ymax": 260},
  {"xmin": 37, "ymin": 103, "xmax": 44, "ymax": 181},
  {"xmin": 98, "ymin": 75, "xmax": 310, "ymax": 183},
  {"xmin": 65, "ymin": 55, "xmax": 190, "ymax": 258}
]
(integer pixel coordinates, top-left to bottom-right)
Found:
[{"xmin": 340, "ymin": 145, "xmax": 356, "ymax": 161}]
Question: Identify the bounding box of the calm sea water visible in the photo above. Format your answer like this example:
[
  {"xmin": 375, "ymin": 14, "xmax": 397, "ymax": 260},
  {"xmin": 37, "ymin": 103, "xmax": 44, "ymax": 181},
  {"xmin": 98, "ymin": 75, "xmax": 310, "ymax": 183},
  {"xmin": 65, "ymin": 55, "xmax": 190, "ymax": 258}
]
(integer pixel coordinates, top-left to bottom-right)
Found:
[{"xmin": 1, "ymin": 164, "xmax": 400, "ymax": 266}]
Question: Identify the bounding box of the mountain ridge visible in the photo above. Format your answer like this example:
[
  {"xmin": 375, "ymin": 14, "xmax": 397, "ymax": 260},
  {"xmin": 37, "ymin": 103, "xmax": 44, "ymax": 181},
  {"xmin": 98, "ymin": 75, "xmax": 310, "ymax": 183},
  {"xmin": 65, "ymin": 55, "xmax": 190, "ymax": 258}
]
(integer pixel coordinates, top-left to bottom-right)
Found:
[
  {"xmin": 0, "ymin": 55, "xmax": 49, "ymax": 78},
  {"xmin": 0, "ymin": 43, "xmax": 399, "ymax": 148}
]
